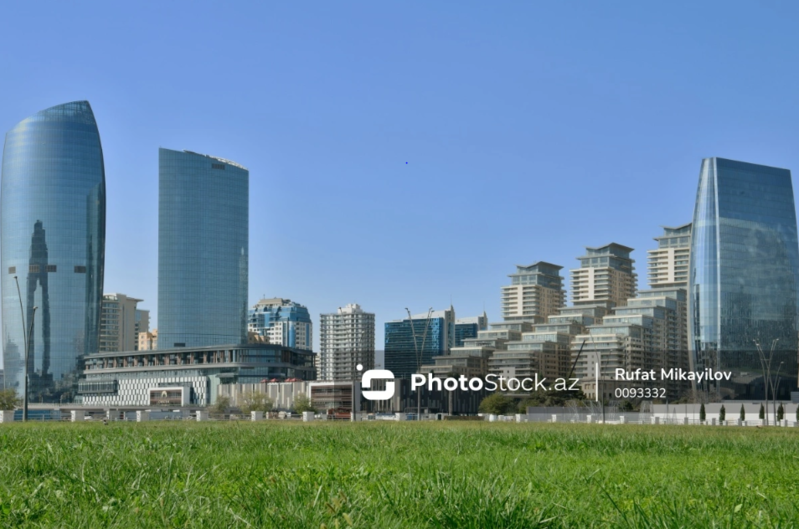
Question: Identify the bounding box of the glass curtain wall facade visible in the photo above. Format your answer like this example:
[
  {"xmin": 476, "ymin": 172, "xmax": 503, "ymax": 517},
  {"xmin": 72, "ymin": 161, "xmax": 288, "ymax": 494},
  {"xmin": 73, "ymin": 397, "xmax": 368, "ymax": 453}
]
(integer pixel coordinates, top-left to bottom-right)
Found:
[
  {"xmin": 690, "ymin": 158, "xmax": 799, "ymax": 399},
  {"xmin": 385, "ymin": 308, "xmax": 455, "ymax": 378},
  {"xmin": 1, "ymin": 101, "xmax": 106, "ymax": 402},
  {"xmin": 158, "ymin": 149, "xmax": 249, "ymax": 348}
]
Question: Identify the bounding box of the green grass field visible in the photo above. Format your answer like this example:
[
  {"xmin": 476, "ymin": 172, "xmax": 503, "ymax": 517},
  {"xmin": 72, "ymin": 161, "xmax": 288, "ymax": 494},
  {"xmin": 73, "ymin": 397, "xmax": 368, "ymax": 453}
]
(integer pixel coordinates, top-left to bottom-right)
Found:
[{"xmin": 1, "ymin": 422, "xmax": 798, "ymax": 528}]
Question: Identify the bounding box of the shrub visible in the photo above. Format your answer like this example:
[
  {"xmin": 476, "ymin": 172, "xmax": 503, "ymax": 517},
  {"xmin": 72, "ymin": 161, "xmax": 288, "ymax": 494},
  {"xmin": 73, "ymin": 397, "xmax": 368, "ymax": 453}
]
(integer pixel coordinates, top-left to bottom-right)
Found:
[
  {"xmin": 759, "ymin": 403, "xmax": 765, "ymax": 420},
  {"xmin": 0, "ymin": 389, "xmax": 19, "ymax": 410},
  {"xmin": 777, "ymin": 403, "xmax": 784, "ymax": 422},
  {"xmin": 740, "ymin": 404, "xmax": 745, "ymax": 421},
  {"xmin": 699, "ymin": 403, "xmax": 706, "ymax": 422},
  {"xmin": 293, "ymin": 393, "xmax": 316, "ymax": 413},
  {"xmin": 719, "ymin": 405, "xmax": 726, "ymax": 422},
  {"xmin": 478, "ymin": 393, "xmax": 515, "ymax": 415},
  {"xmin": 212, "ymin": 396, "xmax": 231, "ymax": 415},
  {"xmin": 240, "ymin": 391, "xmax": 274, "ymax": 414}
]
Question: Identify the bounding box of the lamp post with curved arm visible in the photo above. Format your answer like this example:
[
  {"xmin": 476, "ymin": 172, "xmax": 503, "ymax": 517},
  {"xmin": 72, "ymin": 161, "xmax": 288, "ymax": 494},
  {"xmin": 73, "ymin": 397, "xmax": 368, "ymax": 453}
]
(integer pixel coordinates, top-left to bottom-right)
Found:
[
  {"xmin": 13, "ymin": 276, "xmax": 37, "ymax": 422},
  {"xmin": 406, "ymin": 307, "xmax": 433, "ymax": 421}
]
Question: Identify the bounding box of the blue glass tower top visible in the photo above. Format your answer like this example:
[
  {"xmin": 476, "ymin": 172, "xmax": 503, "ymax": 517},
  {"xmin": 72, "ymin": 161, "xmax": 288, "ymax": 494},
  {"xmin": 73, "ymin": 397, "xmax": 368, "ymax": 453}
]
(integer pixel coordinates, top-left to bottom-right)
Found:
[
  {"xmin": 690, "ymin": 157, "xmax": 799, "ymax": 398},
  {"xmin": 248, "ymin": 298, "xmax": 313, "ymax": 350},
  {"xmin": 249, "ymin": 298, "xmax": 312, "ymax": 325},
  {"xmin": 158, "ymin": 148, "xmax": 249, "ymax": 348},
  {"xmin": 1, "ymin": 101, "xmax": 106, "ymax": 403}
]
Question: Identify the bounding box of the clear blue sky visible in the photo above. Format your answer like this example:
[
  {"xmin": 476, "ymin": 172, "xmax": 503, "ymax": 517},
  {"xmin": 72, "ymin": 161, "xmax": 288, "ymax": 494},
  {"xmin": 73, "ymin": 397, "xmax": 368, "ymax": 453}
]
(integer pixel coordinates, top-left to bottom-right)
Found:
[{"xmin": 2, "ymin": 2, "xmax": 799, "ymax": 354}]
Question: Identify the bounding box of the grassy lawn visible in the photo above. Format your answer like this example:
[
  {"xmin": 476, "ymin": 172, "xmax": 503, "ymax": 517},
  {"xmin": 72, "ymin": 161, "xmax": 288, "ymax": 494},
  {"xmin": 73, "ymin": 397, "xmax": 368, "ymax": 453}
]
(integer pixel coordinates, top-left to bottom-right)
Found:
[{"xmin": 0, "ymin": 421, "xmax": 798, "ymax": 528}]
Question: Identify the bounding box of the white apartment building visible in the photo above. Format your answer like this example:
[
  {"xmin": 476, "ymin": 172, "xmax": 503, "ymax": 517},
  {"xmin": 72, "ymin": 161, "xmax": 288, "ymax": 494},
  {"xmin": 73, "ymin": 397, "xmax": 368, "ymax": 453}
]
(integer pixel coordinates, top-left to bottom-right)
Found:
[
  {"xmin": 318, "ymin": 303, "xmax": 375, "ymax": 381},
  {"xmin": 648, "ymin": 224, "xmax": 691, "ymax": 289},
  {"xmin": 501, "ymin": 262, "xmax": 565, "ymax": 322},
  {"xmin": 571, "ymin": 243, "xmax": 637, "ymax": 308}
]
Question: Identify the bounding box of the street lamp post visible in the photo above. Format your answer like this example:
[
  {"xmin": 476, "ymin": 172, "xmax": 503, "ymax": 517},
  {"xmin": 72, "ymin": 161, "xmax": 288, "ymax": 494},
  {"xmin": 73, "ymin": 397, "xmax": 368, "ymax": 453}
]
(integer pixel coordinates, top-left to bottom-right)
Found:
[
  {"xmin": 24, "ymin": 306, "xmax": 38, "ymax": 422},
  {"xmin": 406, "ymin": 307, "xmax": 432, "ymax": 421},
  {"xmin": 753, "ymin": 339, "xmax": 778, "ymax": 426},
  {"xmin": 351, "ymin": 329, "xmax": 369, "ymax": 417},
  {"xmin": 13, "ymin": 276, "xmax": 36, "ymax": 422},
  {"xmin": 771, "ymin": 361, "xmax": 784, "ymax": 424}
]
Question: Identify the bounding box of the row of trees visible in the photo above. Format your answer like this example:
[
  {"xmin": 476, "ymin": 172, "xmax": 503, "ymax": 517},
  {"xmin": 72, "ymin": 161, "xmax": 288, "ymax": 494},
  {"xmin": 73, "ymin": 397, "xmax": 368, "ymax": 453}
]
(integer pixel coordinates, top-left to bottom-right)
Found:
[
  {"xmin": 693, "ymin": 403, "xmax": 788, "ymax": 422},
  {"xmin": 211, "ymin": 391, "xmax": 316, "ymax": 415}
]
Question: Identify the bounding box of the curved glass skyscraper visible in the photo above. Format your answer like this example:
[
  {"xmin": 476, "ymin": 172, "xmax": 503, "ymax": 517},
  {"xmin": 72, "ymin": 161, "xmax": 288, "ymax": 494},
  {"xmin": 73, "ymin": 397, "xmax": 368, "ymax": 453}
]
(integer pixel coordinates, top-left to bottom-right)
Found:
[
  {"xmin": 1, "ymin": 101, "xmax": 106, "ymax": 402},
  {"xmin": 690, "ymin": 158, "xmax": 799, "ymax": 399},
  {"xmin": 158, "ymin": 148, "xmax": 249, "ymax": 348}
]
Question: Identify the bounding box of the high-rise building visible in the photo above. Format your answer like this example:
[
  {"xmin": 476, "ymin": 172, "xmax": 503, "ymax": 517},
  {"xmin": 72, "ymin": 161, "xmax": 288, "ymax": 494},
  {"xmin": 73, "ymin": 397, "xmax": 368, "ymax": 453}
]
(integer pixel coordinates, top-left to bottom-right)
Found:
[
  {"xmin": 248, "ymin": 298, "xmax": 313, "ymax": 351},
  {"xmin": 454, "ymin": 313, "xmax": 488, "ymax": 346},
  {"xmin": 134, "ymin": 309, "xmax": 150, "ymax": 350},
  {"xmin": 571, "ymin": 243, "xmax": 637, "ymax": 308},
  {"xmin": 100, "ymin": 293, "xmax": 143, "ymax": 352},
  {"xmin": 1, "ymin": 101, "xmax": 106, "ymax": 403},
  {"xmin": 690, "ymin": 158, "xmax": 799, "ymax": 399},
  {"xmin": 385, "ymin": 307, "xmax": 455, "ymax": 379},
  {"xmin": 501, "ymin": 262, "xmax": 565, "ymax": 322},
  {"xmin": 648, "ymin": 224, "xmax": 691, "ymax": 289},
  {"xmin": 318, "ymin": 303, "xmax": 376, "ymax": 381},
  {"xmin": 158, "ymin": 148, "xmax": 249, "ymax": 348}
]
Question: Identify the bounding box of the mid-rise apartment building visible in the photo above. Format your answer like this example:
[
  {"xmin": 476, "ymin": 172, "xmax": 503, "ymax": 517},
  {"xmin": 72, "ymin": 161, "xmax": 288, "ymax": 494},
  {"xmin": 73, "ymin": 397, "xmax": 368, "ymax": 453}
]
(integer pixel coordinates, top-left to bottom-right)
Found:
[
  {"xmin": 572, "ymin": 288, "xmax": 689, "ymax": 400},
  {"xmin": 138, "ymin": 330, "xmax": 158, "ymax": 351}
]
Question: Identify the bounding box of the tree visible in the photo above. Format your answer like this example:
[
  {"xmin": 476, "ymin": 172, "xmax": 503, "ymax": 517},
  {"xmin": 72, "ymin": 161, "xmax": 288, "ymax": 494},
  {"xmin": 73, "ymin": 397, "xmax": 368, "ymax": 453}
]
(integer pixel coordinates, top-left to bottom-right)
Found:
[
  {"xmin": 699, "ymin": 403, "xmax": 706, "ymax": 423},
  {"xmin": 478, "ymin": 393, "xmax": 514, "ymax": 415},
  {"xmin": 740, "ymin": 404, "xmax": 746, "ymax": 421},
  {"xmin": 517, "ymin": 398, "xmax": 537, "ymax": 414},
  {"xmin": 759, "ymin": 403, "xmax": 765, "ymax": 420},
  {"xmin": 240, "ymin": 391, "xmax": 274, "ymax": 414},
  {"xmin": 719, "ymin": 405, "xmax": 726, "ymax": 422},
  {"xmin": 293, "ymin": 393, "xmax": 316, "ymax": 413},
  {"xmin": 0, "ymin": 389, "xmax": 19, "ymax": 410},
  {"xmin": 212, "ymin": 396, "xmax": 231, "ymax": 415},
  {"xmin": 777, "ymin": 403, "xmax": 784, "ymax": 422}
]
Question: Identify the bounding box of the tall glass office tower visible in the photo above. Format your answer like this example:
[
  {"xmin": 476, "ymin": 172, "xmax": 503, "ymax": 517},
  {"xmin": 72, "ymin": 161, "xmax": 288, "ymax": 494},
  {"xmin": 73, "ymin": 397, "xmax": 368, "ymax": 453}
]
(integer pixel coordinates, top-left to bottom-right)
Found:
[
  {"xmin": 690, "ymin": 158, "xmax": 799, "ymax": 399},
  {"xmin": 158, "ymin": 148, "xmax": 248, "ymax": 348},
  {"xmin": 1, "ymin": 101, "xmax": 106, "ymax": 403}
]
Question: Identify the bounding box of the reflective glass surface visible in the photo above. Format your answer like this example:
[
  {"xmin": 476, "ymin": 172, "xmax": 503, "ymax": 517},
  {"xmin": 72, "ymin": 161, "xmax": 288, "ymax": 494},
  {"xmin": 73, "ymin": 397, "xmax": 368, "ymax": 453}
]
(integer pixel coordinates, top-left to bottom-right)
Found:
[
  {"xmin": 1, "ymin": 101, "xmax": 106, "ymax": 402},
  {"xmin": 158, "ymin": 148, "xmax": 248, "ymax": 348},
  {"xmin": 690, "ymin": 158, "xmax": 799, "ymax": 398}
]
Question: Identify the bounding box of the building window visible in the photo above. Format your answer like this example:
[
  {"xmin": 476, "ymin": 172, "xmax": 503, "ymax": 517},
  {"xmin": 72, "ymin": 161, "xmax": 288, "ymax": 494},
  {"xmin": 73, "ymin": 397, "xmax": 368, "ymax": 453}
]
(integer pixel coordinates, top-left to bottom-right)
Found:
[
  {"xmin": 46, "ymin": 265, "xmax": 57, "ymax": 273},
  {"xmin": 8, "ymin": 267, "xmax": 15, "ymax": 274},
  {"xmin": 74, "ymin": 265, "xmax": 87, "ymax": 273},
  {"xmin": 29, "ymin": 265, "xmax": 40, "ymax": 273},
  {"xmin": 211, "ymin": 163, "xmax": 225, "ymax": 170}
]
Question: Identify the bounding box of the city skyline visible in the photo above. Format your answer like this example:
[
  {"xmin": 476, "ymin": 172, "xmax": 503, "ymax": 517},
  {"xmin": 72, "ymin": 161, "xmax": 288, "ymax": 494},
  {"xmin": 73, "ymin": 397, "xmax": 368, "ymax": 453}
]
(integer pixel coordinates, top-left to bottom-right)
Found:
[{"xmin": 2, "ymin": 3, "xmax": 799, "ymax": 354}]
